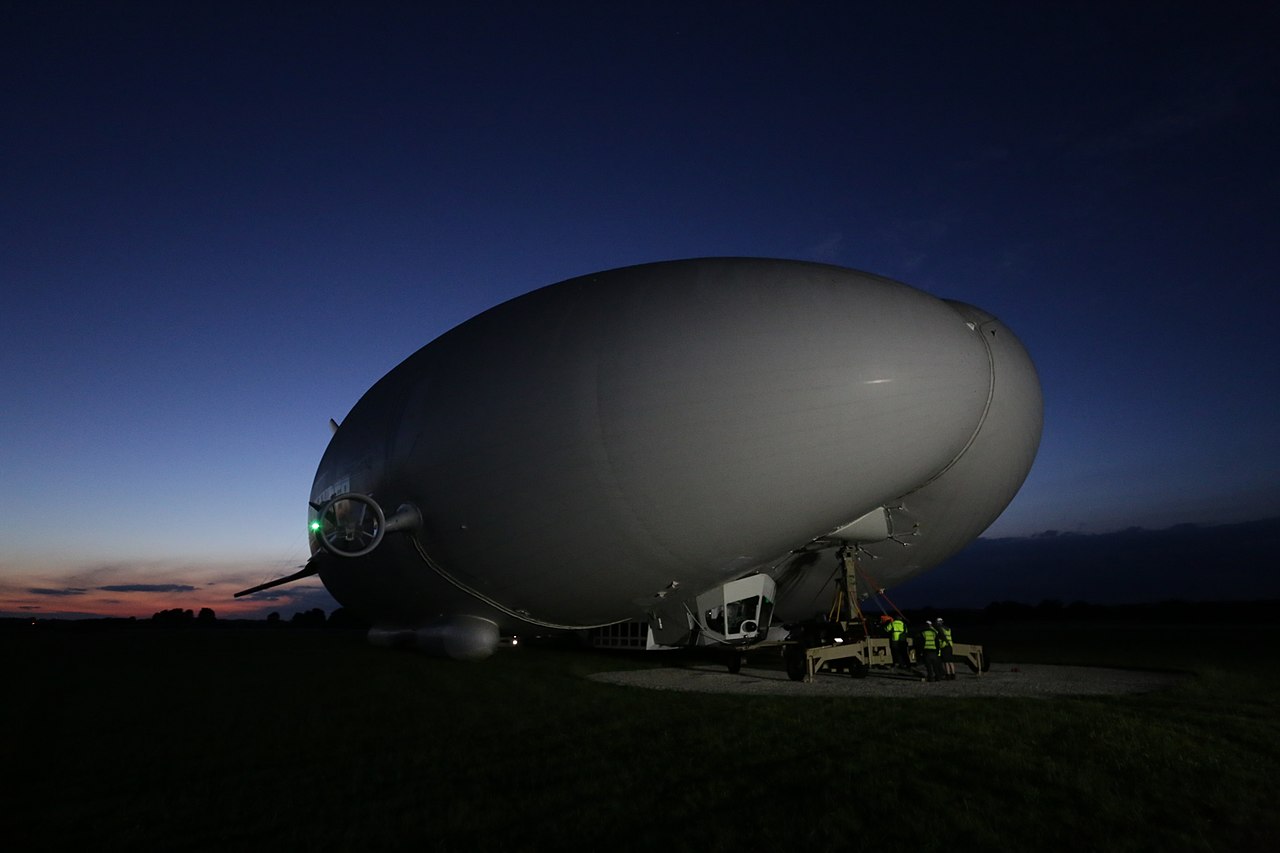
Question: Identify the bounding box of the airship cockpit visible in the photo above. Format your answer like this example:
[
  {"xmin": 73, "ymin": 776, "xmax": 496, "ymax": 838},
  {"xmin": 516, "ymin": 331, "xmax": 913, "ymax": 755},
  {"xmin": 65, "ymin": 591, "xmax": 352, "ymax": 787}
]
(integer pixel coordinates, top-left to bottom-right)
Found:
[{"xmin": 694, "ymin": 574, "xmax": 776, "ymax": 645}]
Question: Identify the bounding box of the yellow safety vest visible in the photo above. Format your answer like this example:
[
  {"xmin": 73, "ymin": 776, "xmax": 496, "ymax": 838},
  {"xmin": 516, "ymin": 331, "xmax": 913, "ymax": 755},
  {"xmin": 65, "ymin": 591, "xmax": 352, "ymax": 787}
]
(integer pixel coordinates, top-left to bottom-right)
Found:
[
  {"xmin": 939, "ymin": 626, "xmax": 953, "ymax": 647},
  {"xmin": 921, "ymin": 628, "xmax": 938, "ymax": 651},
  {"xmin": 889, "ymin": 619, "xmax": 905, "ymax": 641}
]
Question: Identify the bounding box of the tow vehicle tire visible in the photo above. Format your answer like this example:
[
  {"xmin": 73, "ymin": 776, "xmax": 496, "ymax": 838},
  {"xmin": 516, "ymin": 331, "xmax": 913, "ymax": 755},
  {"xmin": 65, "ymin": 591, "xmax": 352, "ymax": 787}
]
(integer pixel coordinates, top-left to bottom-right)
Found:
[
  {"xmin": 727, "ymin": 653, "xmax": 743, "ymax": 674},
  {"xmin": 784, "ymin": 645, "xmax": 807, "ymax": 682},
  {"xmin": 966, "ymin": 651, "xmax": 992, "ymax": 673}
]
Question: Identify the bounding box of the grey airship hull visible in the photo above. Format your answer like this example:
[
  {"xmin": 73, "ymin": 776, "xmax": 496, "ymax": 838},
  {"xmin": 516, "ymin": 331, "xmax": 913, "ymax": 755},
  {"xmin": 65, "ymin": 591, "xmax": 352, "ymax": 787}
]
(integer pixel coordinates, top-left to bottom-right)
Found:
[{"xmin": 309, "ymin": 258, "xmax": 1042, "ymax": 644}]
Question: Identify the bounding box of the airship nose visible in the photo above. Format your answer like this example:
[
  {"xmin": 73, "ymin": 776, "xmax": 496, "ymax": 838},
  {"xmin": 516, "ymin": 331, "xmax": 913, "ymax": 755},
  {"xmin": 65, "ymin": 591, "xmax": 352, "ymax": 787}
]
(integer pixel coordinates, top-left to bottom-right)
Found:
[{"xmin": 311, "ymin": 493, "xmax": 422, "ymax": 558}]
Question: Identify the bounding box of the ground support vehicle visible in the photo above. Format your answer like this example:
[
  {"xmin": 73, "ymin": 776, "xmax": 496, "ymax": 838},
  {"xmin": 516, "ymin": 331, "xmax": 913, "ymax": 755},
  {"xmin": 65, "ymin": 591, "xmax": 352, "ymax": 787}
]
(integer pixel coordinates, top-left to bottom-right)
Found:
[{"xmin": 783, "ymin": 635, "xmax": 987, "ymax": 682}]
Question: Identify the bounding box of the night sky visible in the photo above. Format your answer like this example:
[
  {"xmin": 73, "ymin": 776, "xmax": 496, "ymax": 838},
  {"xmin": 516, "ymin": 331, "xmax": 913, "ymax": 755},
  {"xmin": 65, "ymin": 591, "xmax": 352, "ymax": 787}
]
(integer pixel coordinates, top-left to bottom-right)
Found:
[{"xmin": 3, "ymin": 2, "xmax": 1277, "ymax": 619}]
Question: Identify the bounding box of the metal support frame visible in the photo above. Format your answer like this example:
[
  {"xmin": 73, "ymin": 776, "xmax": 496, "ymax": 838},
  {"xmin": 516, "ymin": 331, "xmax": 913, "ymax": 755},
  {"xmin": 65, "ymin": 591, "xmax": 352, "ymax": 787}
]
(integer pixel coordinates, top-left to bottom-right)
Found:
[
  {"xmin": 782, "ymin": 547, "xmax": 986, "ymax": 682},
  {"xmin": 831, "ymin": 546, "xmax": 869, "ymax": 638}
]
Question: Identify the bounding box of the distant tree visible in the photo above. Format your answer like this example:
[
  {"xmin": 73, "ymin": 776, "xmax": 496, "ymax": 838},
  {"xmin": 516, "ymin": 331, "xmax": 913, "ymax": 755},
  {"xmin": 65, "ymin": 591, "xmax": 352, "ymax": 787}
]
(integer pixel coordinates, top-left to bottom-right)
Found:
[
  {"xmin": 1035, "ymin": 599, "xmax": 1065, "ymax": 619},
  {"xmin": 326, "ymin": 607, "xmax": 370, "ymax": 630},
  {"xmin": 266, "ymin": 611, "xmax": 280, "ymax": 623},
  {"xmin": 197, "ymin": 607, "xmax": 217, "ymax": 623},
  {"xmin": 290, "ymin": 607, "xmax": 326, "ymax": 627},
  {"xmin": 1065, "ymin": 600, "xmax": 1099, "ymax": 619},
  {"xmin": 983, "ymin": 600, "xmax": 1033, "ymax": 622},
  {"xmin": 151, "ymin": 608, "xmax": 196, "ymax": 626}
]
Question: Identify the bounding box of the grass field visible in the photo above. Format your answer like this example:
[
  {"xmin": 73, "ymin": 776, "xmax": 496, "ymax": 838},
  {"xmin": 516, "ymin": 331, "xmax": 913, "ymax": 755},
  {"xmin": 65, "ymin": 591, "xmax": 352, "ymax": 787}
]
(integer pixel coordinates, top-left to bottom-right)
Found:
[{"xmin": 5, "ymin": 622, "xmax": 1278, "ymax": 852}]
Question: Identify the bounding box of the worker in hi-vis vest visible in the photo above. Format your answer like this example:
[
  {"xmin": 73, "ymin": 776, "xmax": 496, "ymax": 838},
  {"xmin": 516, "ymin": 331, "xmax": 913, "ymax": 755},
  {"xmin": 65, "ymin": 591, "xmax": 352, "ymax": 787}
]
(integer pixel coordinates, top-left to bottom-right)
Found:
[
  {"xmin": 918, "ymin": 620, "xmax": 944, "ymax": 683},
  {"xmin": 936, "ymin": 617, "xmax": 956, "ymax": 680},
  {"xmin": 887, "ymin": 615, "xmax": 909, "ymax": 669}
]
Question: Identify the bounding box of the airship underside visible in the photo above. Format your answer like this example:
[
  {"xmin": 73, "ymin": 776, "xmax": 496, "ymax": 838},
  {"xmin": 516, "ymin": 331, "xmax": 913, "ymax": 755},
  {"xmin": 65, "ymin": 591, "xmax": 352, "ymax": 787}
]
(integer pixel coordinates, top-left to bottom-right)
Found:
[{"xmin": 300, "ymin": 258, "xmax": 1042, "ymax": 658}]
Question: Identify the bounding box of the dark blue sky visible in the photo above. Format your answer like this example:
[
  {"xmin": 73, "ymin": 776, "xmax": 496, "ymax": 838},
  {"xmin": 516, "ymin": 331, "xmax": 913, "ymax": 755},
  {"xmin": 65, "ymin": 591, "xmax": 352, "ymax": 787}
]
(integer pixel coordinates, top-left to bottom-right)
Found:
[{"xmin": 3, "ymin": 2, "xmax": 1277, "ymax": 617}]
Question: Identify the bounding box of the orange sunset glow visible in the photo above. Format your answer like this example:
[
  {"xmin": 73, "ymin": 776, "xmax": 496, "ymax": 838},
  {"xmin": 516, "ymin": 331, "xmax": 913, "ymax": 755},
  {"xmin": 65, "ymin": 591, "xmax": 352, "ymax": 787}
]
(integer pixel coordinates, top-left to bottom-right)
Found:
[{"xmin": 0, "ymin": 560, "xmax": 336, "ymax": 620}]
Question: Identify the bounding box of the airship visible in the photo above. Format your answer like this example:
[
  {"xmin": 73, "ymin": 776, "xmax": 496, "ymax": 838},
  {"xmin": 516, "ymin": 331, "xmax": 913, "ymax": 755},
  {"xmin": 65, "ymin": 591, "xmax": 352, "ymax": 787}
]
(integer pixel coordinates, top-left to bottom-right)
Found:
[{"xmin": 239, "ymin": 258, "xmax": 1042, "ymax": 659}]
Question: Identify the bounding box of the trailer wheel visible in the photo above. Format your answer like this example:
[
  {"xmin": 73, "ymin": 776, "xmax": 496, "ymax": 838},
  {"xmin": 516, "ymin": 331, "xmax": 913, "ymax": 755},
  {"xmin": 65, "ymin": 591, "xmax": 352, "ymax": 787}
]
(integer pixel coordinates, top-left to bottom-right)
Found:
[
  {"xmin": 726, "ymin": 653, "xmax": 743, "ymax": 674},
  {"xmin": 784, "ymin": 645, "xmax": 807, "ymax": 682},
  {"xmin": 967, "ymin": 652, "xmax": 992, "ymax": 673},
  {"xmin": 849, "ymin": 659, "xmax": 869, "ymax": 679}
]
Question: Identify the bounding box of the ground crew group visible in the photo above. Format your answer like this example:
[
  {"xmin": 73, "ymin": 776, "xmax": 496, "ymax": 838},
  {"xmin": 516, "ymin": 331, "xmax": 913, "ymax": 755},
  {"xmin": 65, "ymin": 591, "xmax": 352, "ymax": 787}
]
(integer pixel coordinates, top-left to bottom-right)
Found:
[{"xmin": 880, "ymin": 614, "xmax": 957, "ymax": 682}]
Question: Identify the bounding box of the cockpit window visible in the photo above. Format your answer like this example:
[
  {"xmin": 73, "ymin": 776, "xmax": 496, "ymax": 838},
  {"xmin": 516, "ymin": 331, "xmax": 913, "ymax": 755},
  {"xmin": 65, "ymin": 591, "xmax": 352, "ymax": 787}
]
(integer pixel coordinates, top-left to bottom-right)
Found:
[{"xmin": 725, "ymin": 595, "xmax": 760, "ymax": 634}]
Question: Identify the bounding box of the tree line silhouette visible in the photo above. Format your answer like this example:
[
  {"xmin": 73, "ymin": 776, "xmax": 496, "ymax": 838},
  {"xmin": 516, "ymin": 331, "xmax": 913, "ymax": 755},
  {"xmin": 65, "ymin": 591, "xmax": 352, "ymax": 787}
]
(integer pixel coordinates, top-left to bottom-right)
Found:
[
  {"xmin": 149, "ymin": 606, "xmax": 370, "ymax": 628},
  {"xmin": 0, "ymin": 607, "xmax": 372, "ymax": 632}
]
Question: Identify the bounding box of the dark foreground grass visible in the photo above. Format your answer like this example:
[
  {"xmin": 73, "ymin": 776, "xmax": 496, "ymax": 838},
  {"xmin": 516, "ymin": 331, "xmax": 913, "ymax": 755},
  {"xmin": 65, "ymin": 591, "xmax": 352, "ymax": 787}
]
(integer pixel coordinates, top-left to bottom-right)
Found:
[{"xmin": 4, "ymin": 623, "xmax": 1278, "ymax": 852}]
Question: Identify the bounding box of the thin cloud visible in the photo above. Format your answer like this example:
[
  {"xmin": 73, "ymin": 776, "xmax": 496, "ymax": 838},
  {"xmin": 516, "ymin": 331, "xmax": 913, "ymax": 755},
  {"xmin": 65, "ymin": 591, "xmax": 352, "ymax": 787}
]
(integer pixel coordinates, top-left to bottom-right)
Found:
[
  {"xmin": 801, "ymin": 233, "xmax": 844, "ymax": 263},
  {"xmin": 98, "ymin": 584, "xmax": 197, "ymax": 593},
  {"xmin": 1, "ymin": 557, "xmax": 330, "ymax": 619},
  {"xmin": 895, "ymin": 516, "xmax": 1280, "ymax": 608},
  {"xmin": 1073, "ymin": 72, "xmax": 1257, "ymax": 159}
]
